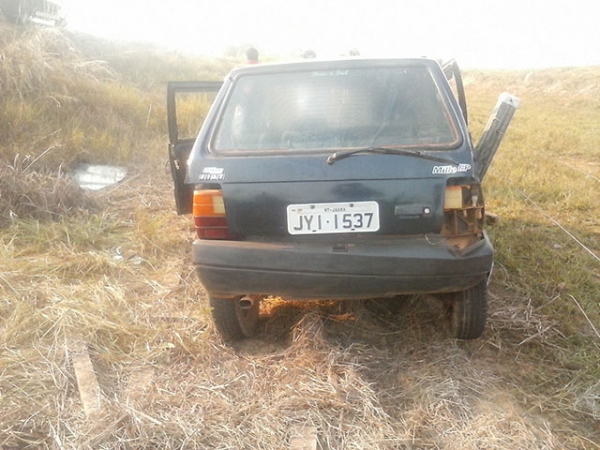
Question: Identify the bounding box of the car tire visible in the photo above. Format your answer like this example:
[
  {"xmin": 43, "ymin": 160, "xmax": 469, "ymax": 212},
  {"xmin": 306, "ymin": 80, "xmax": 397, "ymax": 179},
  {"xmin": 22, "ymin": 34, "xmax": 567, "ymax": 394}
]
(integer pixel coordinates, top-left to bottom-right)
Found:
[
  {"xmin": 209, "ymin": 295, "xmax": 260, "ymax": 341},
  {"xmin": 443, "ymin": 280, "xmax": 488, "ymax": 340}
]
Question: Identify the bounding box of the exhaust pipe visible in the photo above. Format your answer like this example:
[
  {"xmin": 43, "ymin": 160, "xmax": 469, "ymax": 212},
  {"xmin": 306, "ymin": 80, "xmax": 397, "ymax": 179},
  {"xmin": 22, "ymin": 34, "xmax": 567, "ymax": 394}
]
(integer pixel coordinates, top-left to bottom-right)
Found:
[{"xmin": 238, "ymin": 296, "xmax": 255, "ymax": 310}]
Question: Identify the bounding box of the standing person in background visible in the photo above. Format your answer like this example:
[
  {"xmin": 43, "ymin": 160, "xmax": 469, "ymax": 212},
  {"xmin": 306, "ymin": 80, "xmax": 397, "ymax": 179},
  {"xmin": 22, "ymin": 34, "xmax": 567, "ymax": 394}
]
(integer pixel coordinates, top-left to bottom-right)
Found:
[{"xmin": 246, "ymin": 47, "xmax": 259, "ymax": 64}]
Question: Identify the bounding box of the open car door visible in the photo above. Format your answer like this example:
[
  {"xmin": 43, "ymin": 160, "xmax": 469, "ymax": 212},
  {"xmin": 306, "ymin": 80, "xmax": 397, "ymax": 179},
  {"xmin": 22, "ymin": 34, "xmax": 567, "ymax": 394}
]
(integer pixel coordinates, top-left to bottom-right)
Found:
[
  {"xmin": 442, "ymin": 60, "xmax": 520, "ymax": 181},
  {"xmin": 167, "ymin": 81, "xmax": 222, "ymax": 214},
  {"xmin": 443, "ymin": 59, "xmax": 468, "ymax": 125}
]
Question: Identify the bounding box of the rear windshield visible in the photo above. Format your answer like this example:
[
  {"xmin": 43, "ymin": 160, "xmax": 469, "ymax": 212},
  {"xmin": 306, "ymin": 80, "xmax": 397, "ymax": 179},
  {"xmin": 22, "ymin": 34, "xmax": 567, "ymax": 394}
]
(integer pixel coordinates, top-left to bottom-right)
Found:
[{"xmin": 212, "ymin": 66, "xmax": 460, "ymax": 153}]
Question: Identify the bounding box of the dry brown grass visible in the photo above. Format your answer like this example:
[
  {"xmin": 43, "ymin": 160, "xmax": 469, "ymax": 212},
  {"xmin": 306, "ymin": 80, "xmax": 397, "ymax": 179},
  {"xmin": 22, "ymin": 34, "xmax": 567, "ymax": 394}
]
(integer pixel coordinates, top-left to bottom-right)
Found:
[
  {"xmin": 1, "ymin": 21, "xmax": 599, "ymax": 449},
  {"xmin": 1, "ymin": 167, "xmax": 598, "ymax": 449},
  {"xmin": 0, "ymin": 22, "xmax": 170, "ymax": 170},
  {"xmin": 0, "ymin": 154, "xmax": 99, "ymax": 226},
  {"xmin": 2, "ymin": 214, "xmax": 594, "ymax": 449},
  {"xmin": 2, "ymin": 178, "xmax": 599, "ymax": 449}
]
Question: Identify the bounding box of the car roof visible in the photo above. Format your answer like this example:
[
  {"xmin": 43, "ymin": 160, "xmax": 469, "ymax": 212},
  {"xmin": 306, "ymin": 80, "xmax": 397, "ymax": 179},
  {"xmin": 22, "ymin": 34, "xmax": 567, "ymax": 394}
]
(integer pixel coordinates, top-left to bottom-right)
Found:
[{"xmin": 226, "ymin": 57, "xmax": 443, "ymax": 79}]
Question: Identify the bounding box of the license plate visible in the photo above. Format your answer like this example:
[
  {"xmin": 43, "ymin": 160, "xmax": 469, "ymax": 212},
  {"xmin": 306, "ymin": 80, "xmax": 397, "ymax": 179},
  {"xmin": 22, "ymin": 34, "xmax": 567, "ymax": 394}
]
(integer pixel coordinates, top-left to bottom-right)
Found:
[{"xmin": 287, "ymin": 201, "xmax": 380, "ymax": 235}]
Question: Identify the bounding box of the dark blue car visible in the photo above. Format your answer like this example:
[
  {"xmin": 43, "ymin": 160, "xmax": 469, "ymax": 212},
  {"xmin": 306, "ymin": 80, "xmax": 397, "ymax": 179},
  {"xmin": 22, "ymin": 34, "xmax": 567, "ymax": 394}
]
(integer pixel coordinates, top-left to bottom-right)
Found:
[{"xmin": 167, "ymin": 58, "xmax": 518, "ymax": 341}]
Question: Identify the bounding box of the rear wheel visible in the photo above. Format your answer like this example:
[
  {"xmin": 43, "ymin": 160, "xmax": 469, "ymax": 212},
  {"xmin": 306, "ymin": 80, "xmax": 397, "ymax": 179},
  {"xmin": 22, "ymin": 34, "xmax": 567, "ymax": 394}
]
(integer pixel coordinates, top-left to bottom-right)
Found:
[
  {"xmin": 209, "ymin": 295, "xmax": 260, "ymax": 341},
  {"xmin": 442, "ymin": 280, "xmax": 488, "ymax": 339}
]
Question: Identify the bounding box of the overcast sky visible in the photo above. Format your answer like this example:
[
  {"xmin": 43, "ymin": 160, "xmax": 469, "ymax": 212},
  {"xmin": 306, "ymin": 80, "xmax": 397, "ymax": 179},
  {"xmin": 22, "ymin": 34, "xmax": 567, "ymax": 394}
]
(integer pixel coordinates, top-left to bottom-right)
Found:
[{"xmin": 63, "ymin": 0, "xmax": 600, "ymax": 69}]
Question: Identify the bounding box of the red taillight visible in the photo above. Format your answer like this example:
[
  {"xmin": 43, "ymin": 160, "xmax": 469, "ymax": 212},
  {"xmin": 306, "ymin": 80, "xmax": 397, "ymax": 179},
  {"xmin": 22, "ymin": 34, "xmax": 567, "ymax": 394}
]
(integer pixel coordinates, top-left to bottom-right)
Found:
[{"xmin": 192, "ymin": 189, "xmax": 233, "ymax": 240}]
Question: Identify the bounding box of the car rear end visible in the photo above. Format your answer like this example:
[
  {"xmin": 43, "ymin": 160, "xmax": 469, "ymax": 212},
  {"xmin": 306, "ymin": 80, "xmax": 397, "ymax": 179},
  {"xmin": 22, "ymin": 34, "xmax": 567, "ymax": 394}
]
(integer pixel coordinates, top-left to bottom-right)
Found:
[{"xmin": 188, "ymin": 59, "xmax": 492, "ymax": 298}]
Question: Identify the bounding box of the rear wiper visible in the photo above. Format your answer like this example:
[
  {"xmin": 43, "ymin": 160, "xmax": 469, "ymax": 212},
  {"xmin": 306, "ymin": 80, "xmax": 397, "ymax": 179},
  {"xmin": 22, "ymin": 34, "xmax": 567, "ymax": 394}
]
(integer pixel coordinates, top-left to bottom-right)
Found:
[{"xmin": 326, "ymin": 146, "xmax": 458, "ymax": 166}]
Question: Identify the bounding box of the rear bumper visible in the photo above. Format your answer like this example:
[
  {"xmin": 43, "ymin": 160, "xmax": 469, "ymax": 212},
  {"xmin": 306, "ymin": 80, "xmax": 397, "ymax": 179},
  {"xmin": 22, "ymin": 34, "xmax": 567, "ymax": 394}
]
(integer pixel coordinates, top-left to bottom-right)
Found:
[{"xmin": 193, "ymin": 233, "xmax": 494, "ymax": 300}]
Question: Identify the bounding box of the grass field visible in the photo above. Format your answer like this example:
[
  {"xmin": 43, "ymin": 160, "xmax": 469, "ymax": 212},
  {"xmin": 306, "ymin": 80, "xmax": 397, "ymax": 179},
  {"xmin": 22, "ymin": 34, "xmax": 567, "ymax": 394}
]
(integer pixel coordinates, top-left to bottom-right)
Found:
[{"xmin": 1, "ymin": 22, "xmax": 599, "ymax": 449}]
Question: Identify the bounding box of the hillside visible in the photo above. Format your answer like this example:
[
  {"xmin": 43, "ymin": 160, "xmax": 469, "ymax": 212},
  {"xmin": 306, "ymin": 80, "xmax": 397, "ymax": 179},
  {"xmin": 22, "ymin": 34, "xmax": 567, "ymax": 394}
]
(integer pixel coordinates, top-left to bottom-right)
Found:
[{"xmin": 1, "ymin": 22, "xmax": 599, "ymax": 449}]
